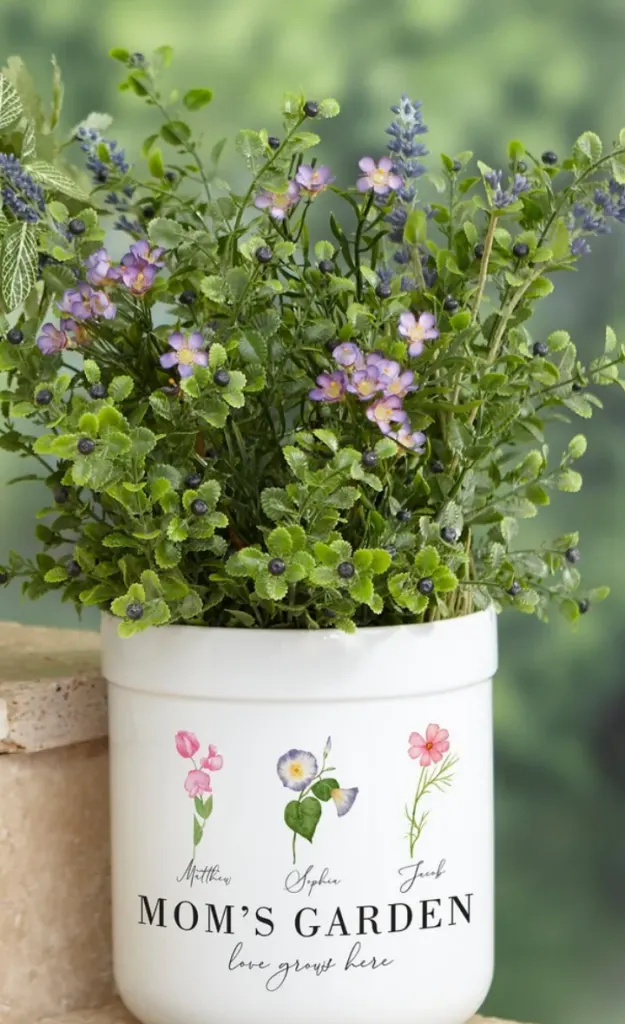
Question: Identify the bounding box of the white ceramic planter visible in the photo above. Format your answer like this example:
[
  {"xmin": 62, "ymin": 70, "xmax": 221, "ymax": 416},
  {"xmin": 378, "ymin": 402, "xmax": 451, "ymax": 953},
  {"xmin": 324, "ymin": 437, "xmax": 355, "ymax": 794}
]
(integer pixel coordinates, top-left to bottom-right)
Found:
[{"xmin": 103, "ymin": 607, "xmax": 497, "ymax": 1024}]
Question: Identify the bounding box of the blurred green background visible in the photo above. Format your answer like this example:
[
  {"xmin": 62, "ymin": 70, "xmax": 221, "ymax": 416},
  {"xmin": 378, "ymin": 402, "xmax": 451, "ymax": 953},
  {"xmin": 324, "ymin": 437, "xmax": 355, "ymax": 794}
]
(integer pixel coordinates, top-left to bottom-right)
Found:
[{"xmin": 2, "ymin": 1, "xmax": 625, "ymax": 1021}]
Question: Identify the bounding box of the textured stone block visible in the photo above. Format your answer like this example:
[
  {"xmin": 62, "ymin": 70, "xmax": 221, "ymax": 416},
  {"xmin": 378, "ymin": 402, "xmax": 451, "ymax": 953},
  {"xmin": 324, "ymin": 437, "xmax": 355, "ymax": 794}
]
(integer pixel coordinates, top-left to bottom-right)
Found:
[{"xmin": 0, "ymin": 740, "xmax": 113, "ymax": 1024}]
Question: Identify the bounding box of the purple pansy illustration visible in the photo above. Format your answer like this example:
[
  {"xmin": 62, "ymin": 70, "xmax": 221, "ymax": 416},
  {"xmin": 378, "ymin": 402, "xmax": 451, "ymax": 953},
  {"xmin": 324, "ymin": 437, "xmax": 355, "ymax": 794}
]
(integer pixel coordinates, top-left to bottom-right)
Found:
[
  {"xmin": 175, "ymin": 731, "xmax": 223, "ymax": 854},
  {"xmin": 277, "ymin": 737, "xmax": 359, "ymax": 864},
  {"xmin": 160, "ymin": 331, "xmax": 208, "ymax": 378}
]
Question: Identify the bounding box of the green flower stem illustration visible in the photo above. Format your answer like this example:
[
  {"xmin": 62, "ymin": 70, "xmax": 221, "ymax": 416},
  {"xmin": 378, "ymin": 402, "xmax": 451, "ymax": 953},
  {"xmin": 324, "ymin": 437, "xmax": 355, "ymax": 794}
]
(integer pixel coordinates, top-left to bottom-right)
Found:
[
  {"xmin": 277, "ymin": 737, "xmax": 359, "ymax": 864},
  {"xmin": 290, "ymin": 754, "xmax": 337, "ymax": 865},
  {"xmin": 406, "ymin": 752, "xmax": 459, "ymax": 857}
]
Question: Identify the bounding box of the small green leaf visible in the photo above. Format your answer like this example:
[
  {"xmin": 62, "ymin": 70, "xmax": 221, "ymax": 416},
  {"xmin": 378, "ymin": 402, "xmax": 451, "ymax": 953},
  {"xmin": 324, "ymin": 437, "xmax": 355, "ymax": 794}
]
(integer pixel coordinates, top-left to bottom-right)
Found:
[
  {"xmin": 183, "ymin": 88, "xmax": 214, "ymax": 111},
  {"xmin": 311, "ymin": 778, "xmax": 339, "ymax": 802},
  {"xmin": 414, "ymin": 546, "xmax": 440, "ymax": 575},
  {"xmin": 148, "ymin": 147, "xmax": 165, "ymax": 178},
  {"xmin": 193, "ymin": 816, "xmax": 203, "ymax": 848},
  {"xmin": 109, "ymin": 376, "xmax": 134, "ymax": 403}
]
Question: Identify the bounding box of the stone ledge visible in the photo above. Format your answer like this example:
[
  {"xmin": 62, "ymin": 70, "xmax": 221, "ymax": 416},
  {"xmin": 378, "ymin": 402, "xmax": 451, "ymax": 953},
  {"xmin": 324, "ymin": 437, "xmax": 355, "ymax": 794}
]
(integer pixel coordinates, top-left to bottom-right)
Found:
[
  {"xmin": 0, "ymin": 621, "xmax": 104, "ymax": 754},
  {"xmin": 32, "ymin": 1000, "xmax": 522, "ymax": 1024}
]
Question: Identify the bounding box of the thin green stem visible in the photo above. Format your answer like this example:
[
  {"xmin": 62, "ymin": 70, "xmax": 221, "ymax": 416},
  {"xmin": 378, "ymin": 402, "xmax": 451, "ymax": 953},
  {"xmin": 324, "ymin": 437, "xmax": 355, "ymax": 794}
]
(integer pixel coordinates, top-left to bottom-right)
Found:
[{"xmin": 471, "ymin": 212, "xmax": 497, "ymax": 325}]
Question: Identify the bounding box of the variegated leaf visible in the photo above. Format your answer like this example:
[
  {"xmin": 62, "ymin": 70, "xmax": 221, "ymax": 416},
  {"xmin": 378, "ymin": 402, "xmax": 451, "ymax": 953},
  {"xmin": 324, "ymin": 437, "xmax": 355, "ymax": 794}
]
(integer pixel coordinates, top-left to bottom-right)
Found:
[{"xmin": 1, "ymin": 221, "xmax": 38, "ymax": 311}]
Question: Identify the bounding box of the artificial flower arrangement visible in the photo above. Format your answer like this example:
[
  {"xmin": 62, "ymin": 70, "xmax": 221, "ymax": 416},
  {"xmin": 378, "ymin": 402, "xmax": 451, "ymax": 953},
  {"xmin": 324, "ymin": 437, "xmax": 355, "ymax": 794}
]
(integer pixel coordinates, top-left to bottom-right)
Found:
[{"xmin": 1, "ymin": 44, "xmax": 624, "ymax": 635}]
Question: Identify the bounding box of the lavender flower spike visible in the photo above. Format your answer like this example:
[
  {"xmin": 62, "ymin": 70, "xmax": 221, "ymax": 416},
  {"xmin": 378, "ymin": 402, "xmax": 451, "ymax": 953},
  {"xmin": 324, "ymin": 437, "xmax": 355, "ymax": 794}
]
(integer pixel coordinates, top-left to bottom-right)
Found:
[{"xmin": 160, "ymin": 331, "xmax": 208, "ymax": 379}]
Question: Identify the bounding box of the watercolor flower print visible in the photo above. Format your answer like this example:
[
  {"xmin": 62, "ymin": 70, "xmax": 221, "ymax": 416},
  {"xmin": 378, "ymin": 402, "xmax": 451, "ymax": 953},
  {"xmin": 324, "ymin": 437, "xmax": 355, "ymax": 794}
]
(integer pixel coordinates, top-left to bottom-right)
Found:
[
  {"xmin": 175, "ymin": 731, "xmax": 223, "ymax": 854},
  {"xmin": 277, "ymin": 737, "xmax": 358, "ymax": 864},
  {"xmin": 405, "ymin": 724, "xmax": 458, "ymax": 857}
]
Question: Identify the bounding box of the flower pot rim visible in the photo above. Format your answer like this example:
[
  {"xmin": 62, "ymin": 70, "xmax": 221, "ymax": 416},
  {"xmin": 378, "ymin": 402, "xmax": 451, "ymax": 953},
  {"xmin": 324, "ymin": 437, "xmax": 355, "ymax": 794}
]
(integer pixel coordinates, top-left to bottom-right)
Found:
[{"xmin": 101, "ymin": 606, "xmax": 498, "ymax": 702}]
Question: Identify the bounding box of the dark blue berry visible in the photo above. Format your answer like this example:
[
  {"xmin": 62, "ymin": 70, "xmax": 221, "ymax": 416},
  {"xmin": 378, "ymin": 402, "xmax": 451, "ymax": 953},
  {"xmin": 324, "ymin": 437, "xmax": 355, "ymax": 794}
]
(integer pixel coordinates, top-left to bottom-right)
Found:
[
  {"xmin": 191, "ymin": 498, "xmax": 208, "ymax": 516},
  {"xmin": 214, "ymin": 369, "xmax": 230, "ymax": 387},
  {"xmin": 507, "ymin": 581, "xmax": 522, "ymax": 597},
  {"xmin": 7, "ymin": 328, "xmax": 23, "ymax": 345},
  {"xmin": 165, "ymin": 171, "xmax": 177, "ymax": 183},
  {"xmin": 142, "ymin": 204, "xmax": 155, "ymax": 220},
  {"xmin": 578, "ymin": 599, "xmax": 590, "ymax": 614},
  {"xmin": 513, "ymin": 242, "xmax": 530, "ymax": 258},
  {"xmin": 303, "ymin": 101, "xmax": 319, "ymax": 118},
  {"xmin": 319, "ymin": 259, "xmax": 334, "ymax": 274},
  {"xmin": 572, "ymin": 382, "xmax": 583, "ymax": 393},
  {"xmin": 89, "ymin": 382, "xmax": 106, "ymax": 399},
  {"xmin": 430, "ymin": 460, "xmax": 444, "ymax": 474},
  {"xmin": 268, "ymin": 558, "xmax": 286, "ymax": 576},
  {"xmin": 77, "ymin": 438, "xmax": 95, "ymax": 455},
  {"xmin": 255, "ymin": 246, "xmax": 273, "ymax": 264},
  {"xmin": 68, "ymin": 218, "xmax": 86, "ymax": 236},
  {"xmin": 443, "ymin": 296, "xmax": 459, "ymax": 313},
  {"xmin": 565, "ymin": 547, "xmax": 580, "ymax": 564},
  {"xmin": 397, "ymin": 509, "xmax": 411, "ymax": 523},
  {"xmin": 66, "ymin": 559, "xmax": 81, "ymax": 579},
  {"xmin": 441, "ymin": 526, "xmax": 458, "ymax": 543},
  {"xmin": 362, "ymin": 451, "xmax": 377, "ymax": 468},
  {"xmin": 452, "ymin": 159, "xmax": 462, "ymax": 172},
  {"xmin": 542, "ymin": 151, "xmax": 558, "ymax": 166},
  {"xmin": 180, "ymin": 289, "xmax": 196, "ymax": 305},
  {"xmin": 35, "ymin": 389, "xmax": 53, "ymax": 406},
  {"xmin": 126, "ymin": 602, "xmax": 144, "ymax": 621},
  {"xmin": 417, "ymin": 577, "xmax": 434, "ymax": 595},
  {"xmin": 533, "ymin": 341, "xmax": 549, "ymax": 357},
  {"xmin": 0, "ymin": 571, "xmax": 8, "ymax": 584},
  {"xmin": 185, "ymin": 472, "xmax": 203, "ymax": 489},
  {"xmin": 474, "ymin": 243, "xmax": 485, "ymax": 259},
  {"xmin": 376, "ymin": 282, "xmax": 392, "ymax": 299},
  {"xmin": 337, "ymin": 561, "xmax": 355, "ymax": 580},
  {"xmin": 53, "ymin": 486, "xmax": 69, "ymax": 504},
  {"xmin": 268, "ymin": 136, "xmax": 280, "ymax": 150}
]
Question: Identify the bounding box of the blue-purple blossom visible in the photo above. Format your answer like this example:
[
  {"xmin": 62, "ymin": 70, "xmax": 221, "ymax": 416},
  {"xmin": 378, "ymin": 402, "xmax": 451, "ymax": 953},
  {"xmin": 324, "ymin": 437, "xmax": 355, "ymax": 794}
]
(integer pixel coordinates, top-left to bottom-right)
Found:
[
  {"xmin": 332, "ymin": 341, "xmax": 363, "ymax": 368},
  {"xmin": 331, "ymin": 787, "xmax": 359, "ymax": 817},
  {"xmin": 76, "ymin": 127, "xmax": 130, "ymax": 185},
  {"xmin": 571, "ymin": 237, "xmax": 592, "ymax": 257},
  {"xmin": 85, "ymin": 248, "xmax": 115, "ymax": 287},
  {"xmin": 160, "ymin": 331, "xmax": 208, "ymax": 378},
  {"xmin": 366, "ymin": 395, "xmax": 408, "ymax": 435},
  {"xmin": 276, "ymin": 750, "xmax": 318, "ymax": 791},
  {"xmin": 484, "ymin": 168, "xmax": 531, "ymax": 209},
  {"xmin": 254, "ymin": 182, "xmax": 300, "ymax": 220},
  {"xmin": 37, "ymin": 323, "xmax": 71, "ymax": 355},
  {"xmin": 398, "ymin": 311, "xmax": 439, "ymax": 356},
  {"xmin": 309, "ymin": 370, "xmax": 348, "ymax": 403},
  {"xmin": 347, "ymin": 366, "xmax": 383, "ymax": 401},
  {"xmin": 59, "ymin": 284, "xmax": 115, "ymax": 321},
  {"xmin": 295, "ymin": 165, "xmax": 335, "ymax": 194},
  {"xmin": 392, "ymin": 424, "xmax": 427, "ymax": 453}
]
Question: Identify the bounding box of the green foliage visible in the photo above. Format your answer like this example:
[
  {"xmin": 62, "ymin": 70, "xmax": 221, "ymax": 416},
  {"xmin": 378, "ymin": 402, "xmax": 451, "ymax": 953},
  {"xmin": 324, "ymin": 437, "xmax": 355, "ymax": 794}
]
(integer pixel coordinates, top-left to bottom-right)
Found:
[{"xmin": 1, "ymin": 45, "xmax": 624, "ymax": 636}]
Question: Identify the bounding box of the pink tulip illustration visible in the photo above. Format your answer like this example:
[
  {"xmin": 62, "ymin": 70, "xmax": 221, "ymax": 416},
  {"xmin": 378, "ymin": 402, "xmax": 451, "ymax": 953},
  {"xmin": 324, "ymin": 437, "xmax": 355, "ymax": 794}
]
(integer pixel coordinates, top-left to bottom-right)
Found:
[
  {"xmin": 175, "ymin": 731, "xmax": 200, "ymax": 758},
  {"xmin": 175, "ymin": 731, "xmax": 223, "ymax": 855},
  {"xmin": 405, "ymin": 723, "xmax": 458, "ymax": 857}
]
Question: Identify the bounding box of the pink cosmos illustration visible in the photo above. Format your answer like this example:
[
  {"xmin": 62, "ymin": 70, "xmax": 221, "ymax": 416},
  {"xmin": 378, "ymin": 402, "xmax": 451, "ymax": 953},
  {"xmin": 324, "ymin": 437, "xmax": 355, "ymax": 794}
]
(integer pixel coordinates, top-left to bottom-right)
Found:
[
  {"xmin": 405, "ymin": 722, "xmax": 458, "ymax": 856},
  {"xmin": 408, "ymin": 723, "xmax": 450, "ymax": 766},
  {"xmin": 175, "ymin": 731, "xmax": 223, "ymax": 854}
]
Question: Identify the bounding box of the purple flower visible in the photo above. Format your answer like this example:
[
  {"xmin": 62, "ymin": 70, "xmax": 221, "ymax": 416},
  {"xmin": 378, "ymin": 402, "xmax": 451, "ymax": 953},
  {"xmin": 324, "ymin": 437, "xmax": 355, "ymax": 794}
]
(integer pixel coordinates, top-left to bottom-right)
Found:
[
  {"xmin": 59, "ymin": 285, "xmax": 96, "ymax": 320},
  {"xmin": 384, "ymin": 369, "xmax": 417, "ymax": 399},
  {"xmin": 61, "ymin": 318, "xmax": 90, "ymax": 347},
  {"xmin": 85, "ymin": 248, "xmax": 114, "ymax": 287},
  {"xmin": 159, "ymin": 331, "xmax": 208, "ymax": 378},
  {"xmin": 357, "ymin": 157, "xmax": 403, "ymax": 195},
  {"xmin": 36, "ymin": 323, "xmax": 70, "ymax": 355},
  {"xmin": 309, "ymin": 371, "xmax": 348, "ymax": 403},
  {"xmin": 121, "ymin": 262, "xmax": 158, "ymax": 296},
  {"xmin": 347, "ymin": 367, "xmax": 383, "ymax": 401},
  {"xmin": 254, "ymin": 181, "xmax": 300, "ymax": 221},
  {"xmin": 392, "ymin": 424, "xmax": 427, "ymax": 452},
  {"xmin": 125, "ymin": 240, "xmax": 166, "ymax": 268},
  {"xmin": 571, "ymin": 237, "xmax": 592, "ymax": 257},
  {"xmin": 90, "ymin": 290, "xmax": 117, "ymax": 320},
  {"xmin": 398, "ymin": 311, "xmax": 439, "ymax": 357},
  {"xmin": 332, "ymin": 341, "xmax": 363, "ymax": 368},
  {"xmin": 366, "ymin": 395, "xmax": 408, "ymax": 435},
  {"xmin": 295, "ymin": 165, "xmax": 335, "ymax": 194}
]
